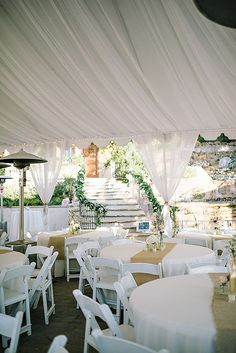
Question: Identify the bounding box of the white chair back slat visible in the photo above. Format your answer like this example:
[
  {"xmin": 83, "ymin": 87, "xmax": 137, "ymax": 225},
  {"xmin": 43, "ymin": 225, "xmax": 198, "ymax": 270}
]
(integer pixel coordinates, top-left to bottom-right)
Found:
[
  {"xmin": 92, "ymin": 328, "xmax": 169, "ymax": 353},
  {"xmin": 0, "ymin": 311, "xmax": 23, "ymax": 353},
  {"xmin": 122, "ymin": 262, "xmax": 162, "ymax": 278}
]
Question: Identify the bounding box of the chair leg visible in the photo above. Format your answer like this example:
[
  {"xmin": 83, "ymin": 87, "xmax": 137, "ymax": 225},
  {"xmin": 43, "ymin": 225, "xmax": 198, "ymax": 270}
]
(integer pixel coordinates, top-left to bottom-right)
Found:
[
  {"xmin": 78, "ymin": 273, "xmax": 84, "ymax": 292},
  {"xmin": 42, "ymin": 288, "xmax": 49, "ymax": 325},
  {"xmin": 49, "ymin": 282, "xmax": 56, "ymax": 315},
  {"xmin": 25, "ymin": 296, "xmax": 32, "ymax": 336},
  {"xmin": 32, "ymin": 291, "xmax": 41, "ymax": 309},
  {"xmin": 66, "ymin": 259, "xmax": 70, "ymax": 282}
]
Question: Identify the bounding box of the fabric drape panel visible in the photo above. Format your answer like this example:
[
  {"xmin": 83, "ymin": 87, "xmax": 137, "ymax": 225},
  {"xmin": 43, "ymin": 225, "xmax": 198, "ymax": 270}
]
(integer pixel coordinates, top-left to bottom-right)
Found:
[
  {"xmin": 135, "ymin": 132, "xmax": 198, "ymax": 237},
  {"xmin": 0, "ymin": 0, "xmax": 235, "ymax": 150},
  {"xmin": 28, "ymin": 141, "xmax": 65, "ymax": 230}
]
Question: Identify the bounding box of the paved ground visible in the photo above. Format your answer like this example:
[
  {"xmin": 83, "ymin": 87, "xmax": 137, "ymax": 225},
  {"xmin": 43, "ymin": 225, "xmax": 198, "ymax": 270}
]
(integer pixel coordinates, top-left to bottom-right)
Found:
[{"xmin": 1, "ymin": 277, "xmax": 97, "ymax": 353}]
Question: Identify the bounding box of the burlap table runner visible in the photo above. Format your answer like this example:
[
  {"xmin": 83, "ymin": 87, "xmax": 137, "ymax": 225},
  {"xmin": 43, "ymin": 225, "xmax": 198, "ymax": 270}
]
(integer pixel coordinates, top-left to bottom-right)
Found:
[
  {"xmin": 130, "ymin": 243, "xmax": 176, "ymax": 285},
  {"xmin": 0, "ymin": 249, "xmax": 11, "ymax": 254},
  {"xmin": 209, "ymin": 273, "xmax": 236, "ymax": 353},
  {"xmin": 48, "ymin": 231, "xmax": 89, "ymax": 260}
]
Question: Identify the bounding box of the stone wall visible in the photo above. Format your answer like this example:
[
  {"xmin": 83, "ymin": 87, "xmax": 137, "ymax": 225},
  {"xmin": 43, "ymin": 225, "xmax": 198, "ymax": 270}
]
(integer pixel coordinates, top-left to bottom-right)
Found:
[{"xmin": 188, "ymin": 140, "xmax": 236, "ymax": 202}]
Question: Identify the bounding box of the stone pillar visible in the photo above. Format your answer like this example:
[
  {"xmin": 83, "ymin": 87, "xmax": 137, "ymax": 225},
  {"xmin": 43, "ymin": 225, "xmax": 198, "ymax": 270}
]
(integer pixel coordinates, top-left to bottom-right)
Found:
[{"xmin": 82, "ymin": 143, "xmax": 99, "ymax": 177}]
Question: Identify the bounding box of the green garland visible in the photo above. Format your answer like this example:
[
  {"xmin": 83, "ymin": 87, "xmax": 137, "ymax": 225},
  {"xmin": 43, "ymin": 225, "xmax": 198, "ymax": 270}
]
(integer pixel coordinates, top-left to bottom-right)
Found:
[
  {"xmin": 75, "ymin": 169, "xmax": 107, "ymax": 226},
  {"xmin": 131, "ymin": 172, "xmax": 162, "ymax": 214},
  {"xmin": 131, "ymin": 172, "xmax": 179, "ymax": 234}
]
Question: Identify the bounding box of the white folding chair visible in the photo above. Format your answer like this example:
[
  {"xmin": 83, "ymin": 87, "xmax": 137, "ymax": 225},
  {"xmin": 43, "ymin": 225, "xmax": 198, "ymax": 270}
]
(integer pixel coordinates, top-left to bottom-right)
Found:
[
  {"xmin": 47, "ymin": 335, "xmax": 69, "ymax": 353},
  {"xmin": 65, "ymin": 236, "xmax": 89, "ymax": 282},
  {"xmin": 87, "ymin": 256, "xmax": 122, "ymax": 320},
  {"xmin": 0, "ymin": 232, "xmax": 9, "ymax": 246},
  {"xmin": 0, "ymin": 263, "xmax": 35, "ymax": 336},
  {"xmin": 0, "ymin": 311, "xmax": 23, "ymax": 353},
  {"xmin": 73, "ymin": 289, "xmax": 135, "ymax": 353},
  {"xmin": 73, "ymin": 241, "xmax": 101, "ymax": 293},
  {"xmin": 92, "ymin": 328, "xmax": 169, "ymax": 353},
  {"xmin": 29, "ymin": 251, "xmax": 59, "ymax": 324},
  {"xmin": 25, "ymin": 244, "xmax": 54, "ymax": 277},
  {"xmin": 122, "ymin": 262, "xmax": 163, "ymax": 279},
  {"xmin": 181, "ymin": 233, "xmax": 210, "ymax": 248},
  {"xmin": 186, "ymin": 263, "xmax": 229, "ymax": 274}
]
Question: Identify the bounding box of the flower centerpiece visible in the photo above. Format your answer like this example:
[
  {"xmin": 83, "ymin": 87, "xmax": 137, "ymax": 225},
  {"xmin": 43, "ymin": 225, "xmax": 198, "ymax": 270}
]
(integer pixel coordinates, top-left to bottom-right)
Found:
[
  {"xmin": 146, "ymin": 234, "xmax": 159, "ymax": 251},
  {"xmin": 219, "ymin": 275, "xmax": 229, "ymax": 294},
  {"xmin": 68, "ymin": 207, "xmax": 81, "ymax": 235}
]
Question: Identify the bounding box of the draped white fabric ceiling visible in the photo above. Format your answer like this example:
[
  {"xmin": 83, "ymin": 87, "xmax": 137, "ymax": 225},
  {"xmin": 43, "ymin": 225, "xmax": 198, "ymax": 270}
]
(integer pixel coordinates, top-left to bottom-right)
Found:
[{"xmin": 0, "ymin": 0, "xmax": 236, "ymax": 150}]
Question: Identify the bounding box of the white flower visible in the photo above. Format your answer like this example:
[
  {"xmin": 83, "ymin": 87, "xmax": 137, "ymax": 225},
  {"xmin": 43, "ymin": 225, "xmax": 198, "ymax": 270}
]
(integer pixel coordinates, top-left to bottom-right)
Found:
[{"xmin": 219, "ymin": 276, "xmax": 228, "ymax": 285}]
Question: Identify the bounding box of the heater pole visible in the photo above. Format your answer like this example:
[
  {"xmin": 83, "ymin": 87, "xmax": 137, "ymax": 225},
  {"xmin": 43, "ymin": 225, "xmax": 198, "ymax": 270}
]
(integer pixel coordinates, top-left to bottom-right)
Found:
[{"xmin": 19, "ymin": 169, "xmax": 26, "ymax": 241}]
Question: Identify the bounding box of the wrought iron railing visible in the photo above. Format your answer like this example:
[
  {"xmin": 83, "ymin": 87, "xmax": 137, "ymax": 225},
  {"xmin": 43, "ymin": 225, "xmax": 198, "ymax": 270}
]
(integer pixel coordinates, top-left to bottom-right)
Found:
[{"xmin": 79, "ymin": 204, "xmax": 97, "ymax": 229}]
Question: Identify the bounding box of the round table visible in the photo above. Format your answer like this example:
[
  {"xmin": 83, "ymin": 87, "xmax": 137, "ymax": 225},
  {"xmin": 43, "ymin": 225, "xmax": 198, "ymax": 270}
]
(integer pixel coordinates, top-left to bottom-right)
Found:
[
  {"xmin": 129, "ymin": 274, "xmax": 229, "ymax": 353},
  {"xmin": 0, "ymin": 251, "xmax": 27, "ymax": 270},
  {"xmin": 100, "ymin": 243, "xmax": 216, "ymax": 277},
  {"xmin": 37, "ymin": 229, "xmax": 115, "ymax": 277}
]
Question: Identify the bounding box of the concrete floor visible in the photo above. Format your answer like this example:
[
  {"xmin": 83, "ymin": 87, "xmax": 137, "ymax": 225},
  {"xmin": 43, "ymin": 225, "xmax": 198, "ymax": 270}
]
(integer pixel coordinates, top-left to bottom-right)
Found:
[{"xmin": 1, "ymin": 278, "xmax": 97, "ymax": 353}]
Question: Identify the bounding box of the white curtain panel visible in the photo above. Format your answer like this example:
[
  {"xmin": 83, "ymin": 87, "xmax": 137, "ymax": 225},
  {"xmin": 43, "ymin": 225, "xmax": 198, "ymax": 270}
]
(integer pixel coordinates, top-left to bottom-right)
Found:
[
  {"xmin": 0, "ymin": 0, "xmax": 235, "ymax": 150},
  {"xmin": 135, "ymin": 132, "xmax": 198, "ymax": 237},
  {"xmin": 28, "ymin": 141, "xmax": 65, "ymax": 230}
]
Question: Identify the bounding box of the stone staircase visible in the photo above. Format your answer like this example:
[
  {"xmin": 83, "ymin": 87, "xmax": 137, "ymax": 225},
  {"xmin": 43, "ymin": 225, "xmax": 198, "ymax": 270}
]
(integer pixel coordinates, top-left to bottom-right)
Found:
[{"xmin": 84, "ymin": 178, "xmax": 147, "ymax": 232}]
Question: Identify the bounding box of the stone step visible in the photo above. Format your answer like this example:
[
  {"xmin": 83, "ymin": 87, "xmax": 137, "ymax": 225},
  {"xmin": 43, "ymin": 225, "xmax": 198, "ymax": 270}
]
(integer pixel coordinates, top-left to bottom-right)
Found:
[
  {"xmin": 86, "ymin": 193, "xmax": 132, "ymax": 199},
  {"xmin": 105, "ymin": 209, "xmax": 145, "ymax": 216},
  {"xmin": 85, "ymin": 189, "xmax": 130, "ymax": 195},
  {"xmin": 101, "ymin": 215, "xmax": 146, "ymax": 223},
  {"xmin": 88, "ymin": 198, "xmax": 138, "ymax": 205},
  {"xmin": 104, "ymin": 204, "xmax": 142, "ymax": 210},
  {"xmin": 84, "ymin": 177, "xmax": 148, "ymax": 232}
]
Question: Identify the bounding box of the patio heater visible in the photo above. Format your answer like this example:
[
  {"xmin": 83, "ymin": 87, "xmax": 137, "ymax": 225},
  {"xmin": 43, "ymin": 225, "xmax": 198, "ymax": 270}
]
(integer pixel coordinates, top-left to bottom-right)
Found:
[
  {"xmin": 0, "ymin": 149, "xmax": 47, "ymax": 244},
  {"xmin": 0, "ymin": 163, "xmax": 11, "ymax": 232}
]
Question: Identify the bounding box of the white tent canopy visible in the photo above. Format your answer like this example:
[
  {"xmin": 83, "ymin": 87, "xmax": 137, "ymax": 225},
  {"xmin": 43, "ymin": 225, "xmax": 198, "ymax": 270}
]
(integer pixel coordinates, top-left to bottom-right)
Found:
[{"xmin": 0, "ymin": 0, "xmax": 236, "ymax": 150}]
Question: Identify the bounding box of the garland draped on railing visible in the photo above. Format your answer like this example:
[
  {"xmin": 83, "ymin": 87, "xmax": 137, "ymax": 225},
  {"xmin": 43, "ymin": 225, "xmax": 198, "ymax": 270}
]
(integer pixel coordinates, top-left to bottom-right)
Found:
[{"xmin": 75, "ymin": 169, "xmax": 107, "ymax": 226}]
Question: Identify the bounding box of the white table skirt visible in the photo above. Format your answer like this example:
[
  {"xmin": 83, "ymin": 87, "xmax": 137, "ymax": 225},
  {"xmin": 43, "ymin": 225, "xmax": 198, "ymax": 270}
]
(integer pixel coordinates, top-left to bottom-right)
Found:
[
  {"xmin": 100, "ymin": 243, "xmax": 216, "ymax": 277},
  {"xmin": 9, "ymin": 209, "xmax": 43, "ymax": 241},
  {"xmin": 129, "ymin": 274, "xmax": 216, "ymax": 353},
  {"xmin": 0, "ymin": 251, "xmax": 27, "ymax": 270}
]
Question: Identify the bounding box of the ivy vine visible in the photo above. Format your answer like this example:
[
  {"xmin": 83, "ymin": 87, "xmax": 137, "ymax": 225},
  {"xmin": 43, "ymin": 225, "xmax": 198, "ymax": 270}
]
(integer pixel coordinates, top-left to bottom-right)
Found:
[
  {"xmin": 131, "ymin": 172, "xmax": 162, "ymax": 214},
  {"xmin": 75, "ymin": 168, "xmax": 107, "ymax": 226}
]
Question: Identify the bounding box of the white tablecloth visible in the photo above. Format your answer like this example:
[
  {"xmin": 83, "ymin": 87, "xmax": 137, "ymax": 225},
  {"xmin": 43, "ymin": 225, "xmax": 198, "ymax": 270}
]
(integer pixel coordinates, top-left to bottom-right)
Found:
[
  {"xmin": 9, "ymin": 209, "xmax": 43, "ymax": 241},
  {"xmin": 130, "ymin": 274, "xmax": 217, "ymax": 353},
  {"xmin": 37, "ymin": 229, "xmax": 115, "ymax": 277},
  {"xmin": 37, "ymin": 229, "xmax": 115, "ymax": 248},
  {"xmin": 100, "ymin": 243, "xmax": 216, "ymax": 277},
  {"xmin": 0, "ymin": 251, "xmax": 27, "ymax": 270}
]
